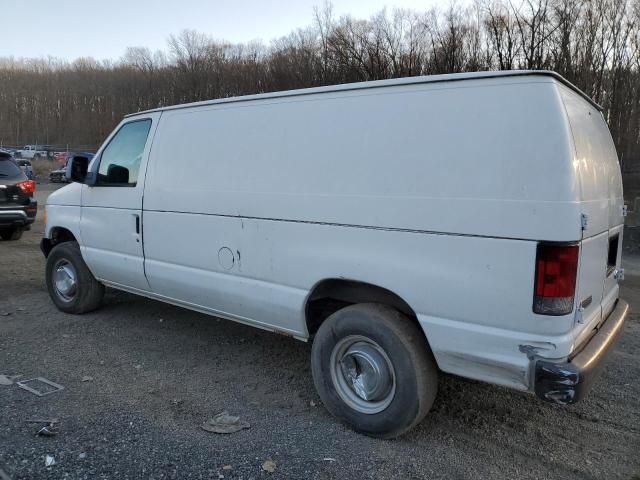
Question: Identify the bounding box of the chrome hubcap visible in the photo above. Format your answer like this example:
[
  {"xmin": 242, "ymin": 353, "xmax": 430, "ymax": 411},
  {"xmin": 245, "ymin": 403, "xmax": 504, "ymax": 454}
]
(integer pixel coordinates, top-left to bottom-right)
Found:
[
  {"xmin": 53, "ymin": 260, "xmax": 77, "ymax": 302},
  {"xmin": 330, "ymin": 335, "xmax": 396, "ymax": 414}
]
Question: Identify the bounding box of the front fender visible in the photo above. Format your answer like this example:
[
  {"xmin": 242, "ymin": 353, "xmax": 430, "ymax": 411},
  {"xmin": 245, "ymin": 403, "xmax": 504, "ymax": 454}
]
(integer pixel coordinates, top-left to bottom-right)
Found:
[{"xmin": 44, "ymin": 204, "xmax": 82, "ymax": 241}]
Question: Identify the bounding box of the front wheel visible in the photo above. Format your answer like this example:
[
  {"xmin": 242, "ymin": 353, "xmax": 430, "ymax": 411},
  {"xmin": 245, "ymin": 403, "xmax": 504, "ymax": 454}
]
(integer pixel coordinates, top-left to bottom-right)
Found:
[
  {"xmin": 46, "ymin": 241, "xmax": 104, "ymax": 314},
  {"xmin": 311, "ymin": 303, "xmax": 438, "ymax": 439}
]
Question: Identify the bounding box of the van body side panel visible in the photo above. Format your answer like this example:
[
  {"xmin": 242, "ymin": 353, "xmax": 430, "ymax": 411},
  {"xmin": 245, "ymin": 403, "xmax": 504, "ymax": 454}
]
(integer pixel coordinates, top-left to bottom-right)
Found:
[
  {"xmin": 143, "ymin": 211, "xmax": 576, "ymax": 390},
  {"xmin": 140, "ymin": 77, "xmax": 591, "ymax": 391},
  {"xmin": 144, "ymin": 79, "xmax": 581, "ymax": 242}
]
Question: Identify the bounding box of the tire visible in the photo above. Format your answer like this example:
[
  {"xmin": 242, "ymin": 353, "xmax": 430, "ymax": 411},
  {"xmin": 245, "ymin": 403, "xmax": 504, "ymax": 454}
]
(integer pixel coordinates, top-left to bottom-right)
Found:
[
  {"xmin": 0, "ymin": 228, "xmax": 23, "ymax": 241},
  {"xmin": 46, "ymin": 241, "xmax": 105, "ymax": 314},
  {"xmin": 311, "ymin": 303, "xmax": 438, "ymax": 439}
]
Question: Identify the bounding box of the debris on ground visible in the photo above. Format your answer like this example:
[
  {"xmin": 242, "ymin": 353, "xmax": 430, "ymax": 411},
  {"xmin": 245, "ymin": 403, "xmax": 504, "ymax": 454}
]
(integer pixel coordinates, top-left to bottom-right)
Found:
[
  {"xmin": 0, "ymin": 375, "xmax": 21, "ymax": 386},
  {"xmin": 36, "ymin": 426, "xmax": 58, "ymax": 437},
  {"xmin": 78, "ymin": 453, "xmax": 87, "ymax": 460},
  {"xmin": 81, "ymin": 376, "xmax": 93, "ymax": 382},
  {"xmin": 222, "ymin": 465, "xmax": 232, "ymax": 470},
  {"xmin": 27, "ymin": 418, "xmax": 60, "ymax": 436},
  {"xmin": 44, "ymin": 455, "xmax": 56, "ymax": 467},
  {"xmin": 309, "ymin": 400, "xmax": 316, "ymax": 407},
  {"xmin": 323, "ymin": 458, "xmax": 336, "ymax": 462},
  {"xmin": 16, "ymin": 378, "xmax": 64, "ymax": 397},
  {"xmin": 261, "ymin": 460, "xmax": 276, "ymax": 473},
  {"xmin": 201, "ymin": 412, "xmax": 250, "ymax": 434}
]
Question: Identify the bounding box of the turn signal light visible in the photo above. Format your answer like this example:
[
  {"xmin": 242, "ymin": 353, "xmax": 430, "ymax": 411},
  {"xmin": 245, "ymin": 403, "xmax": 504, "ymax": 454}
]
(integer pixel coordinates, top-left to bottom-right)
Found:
[
  {"xmin": 533, "ymin": 243, "xmax": 579, "ymax": 315},
  {"xmin": 16, "ymin": 179, "xmax": 36, "ymax": 193}
]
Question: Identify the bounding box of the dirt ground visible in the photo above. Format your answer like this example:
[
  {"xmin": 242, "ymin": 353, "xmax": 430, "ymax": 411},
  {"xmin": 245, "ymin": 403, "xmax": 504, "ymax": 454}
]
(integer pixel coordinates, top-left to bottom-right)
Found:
[{"xmin": 1, "ymin": 183, "xmax": 639, "ymax": 480}]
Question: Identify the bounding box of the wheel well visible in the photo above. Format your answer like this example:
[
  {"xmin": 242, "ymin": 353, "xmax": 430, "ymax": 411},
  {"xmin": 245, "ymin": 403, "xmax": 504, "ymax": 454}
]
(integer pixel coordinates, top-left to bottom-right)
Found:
[
  {"xmin": 42, "ymin": 227, "xmax": 76, "ymax": 257},
  {"xmin": 305, "ymin": 279, "xmax": 420, "ymax": 337}
]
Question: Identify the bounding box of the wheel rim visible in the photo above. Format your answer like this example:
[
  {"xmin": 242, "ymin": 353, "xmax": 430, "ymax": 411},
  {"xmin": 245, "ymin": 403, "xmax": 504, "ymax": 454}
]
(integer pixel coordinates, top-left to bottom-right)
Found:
[
  {"xmin": 330, "ymin": 335, "xmax": 396, "ymax": 414},
  {"xmin": 53, "ymin": 259, "xmax": 77, "ymax": 302}
]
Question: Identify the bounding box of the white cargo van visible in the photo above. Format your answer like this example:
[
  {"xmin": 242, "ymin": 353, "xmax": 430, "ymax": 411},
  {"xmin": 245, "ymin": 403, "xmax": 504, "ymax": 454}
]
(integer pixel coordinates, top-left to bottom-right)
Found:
[{"xmin": 42, "ymin": 71, "xmax": 629, "ymax": 438}]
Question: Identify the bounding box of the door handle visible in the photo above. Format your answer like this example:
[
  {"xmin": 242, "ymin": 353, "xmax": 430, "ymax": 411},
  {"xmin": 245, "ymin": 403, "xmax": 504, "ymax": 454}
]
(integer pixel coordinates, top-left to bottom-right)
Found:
[{"xmin": 133, "ymin": 214, "xmax": 140, "ymax": 235}]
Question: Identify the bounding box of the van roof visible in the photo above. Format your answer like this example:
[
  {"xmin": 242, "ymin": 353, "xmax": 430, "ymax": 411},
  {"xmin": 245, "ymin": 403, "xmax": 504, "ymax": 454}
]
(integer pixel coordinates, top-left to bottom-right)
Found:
[{"xmin": 126, "ymin": 70, "xmax": 601, "ymax": 118}]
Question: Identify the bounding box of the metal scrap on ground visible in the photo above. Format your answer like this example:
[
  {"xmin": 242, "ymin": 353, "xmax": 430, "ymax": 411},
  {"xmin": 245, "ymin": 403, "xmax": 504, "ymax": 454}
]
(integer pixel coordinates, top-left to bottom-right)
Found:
[
  {"xmin": 16, "ymin": 378, "xmax": 64, "ymax": 397},
  {"xmin": 26, "ymin": 418, "xmax": 60, "ymax": 436},
  {"xmin": 36, "ymin": 426, "xmax": 58, "ymax": 437},
  {"xmin": 201, "ymin": 411, "xmax": 250, "ymax": 434}
]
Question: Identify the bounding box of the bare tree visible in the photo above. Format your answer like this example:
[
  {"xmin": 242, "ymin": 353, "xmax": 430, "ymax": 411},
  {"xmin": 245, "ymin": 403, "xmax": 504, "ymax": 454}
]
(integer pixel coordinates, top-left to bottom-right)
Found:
[{"xmin": 0, "ymin": 0, "xmax": 639, "ymax": 175}]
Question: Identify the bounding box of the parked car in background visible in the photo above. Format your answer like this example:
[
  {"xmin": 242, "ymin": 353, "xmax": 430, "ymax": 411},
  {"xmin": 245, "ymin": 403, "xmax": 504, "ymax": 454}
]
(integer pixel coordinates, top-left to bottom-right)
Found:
[
  {"xmin": 50, "ymin": 153, "xmax": 94, "ymax": 183},
  {"xmin": 0, "ymin": 151, "xmax": 37, "ymax": 240},
  {"xmin": 54, "ymin": 151, "xmax": 68, "ymax": 163},
  {"xmin": 41, "ymin": 71, "xmax": 627, "ymax": 438},
  {"xmin": 16, "ymin": 145, "xmax": 48, "ymax": 160},
  {"xmin": 16, "ymin": 159, "xmax": 34, "ymax": 179},
  {"xmin": 49, "ymin": 164, "xmax": 68, "ymax": 183},
  {"xmin": 0, "ymin": 147, "xmax": 19, "ymax": 157}
]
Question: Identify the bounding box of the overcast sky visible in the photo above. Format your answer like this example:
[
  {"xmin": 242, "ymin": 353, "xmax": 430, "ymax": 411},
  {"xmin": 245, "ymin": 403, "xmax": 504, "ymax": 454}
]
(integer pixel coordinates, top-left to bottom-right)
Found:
[{"xmin": 1, "ymin": 0, "xmax": 461, "ymax": 60}]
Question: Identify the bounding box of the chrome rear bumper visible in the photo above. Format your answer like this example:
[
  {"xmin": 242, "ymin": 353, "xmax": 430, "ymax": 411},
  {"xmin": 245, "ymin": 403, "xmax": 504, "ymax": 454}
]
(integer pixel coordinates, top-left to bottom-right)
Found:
[{"xmin": 534, "ymin": 299, "xmax": 629, "ymax": 404}]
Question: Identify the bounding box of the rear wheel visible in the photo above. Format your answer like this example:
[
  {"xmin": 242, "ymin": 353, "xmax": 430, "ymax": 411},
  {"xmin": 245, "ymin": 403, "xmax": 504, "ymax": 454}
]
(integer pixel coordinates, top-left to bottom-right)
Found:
[
  {"xmin": 0, "ymin": 228, "xmax": 23, "ymax": 241},
  {"xmin": 46, "ymin": 241, "xmax": 104, "ymax": 314},
  {"xmin": 311, "ymin": 303, "xmax": 438, "ymax": 439}
]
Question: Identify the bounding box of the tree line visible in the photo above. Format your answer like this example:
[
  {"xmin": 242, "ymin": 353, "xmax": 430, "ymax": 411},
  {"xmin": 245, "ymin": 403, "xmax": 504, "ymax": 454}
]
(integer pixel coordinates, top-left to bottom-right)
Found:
[{"xmin": 0, "ymin": 0, "xmax": 639, "ymax": 171}]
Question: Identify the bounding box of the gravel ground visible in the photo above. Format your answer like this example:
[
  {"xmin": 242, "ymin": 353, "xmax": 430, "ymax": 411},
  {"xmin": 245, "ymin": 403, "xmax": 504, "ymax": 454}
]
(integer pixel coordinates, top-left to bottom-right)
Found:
[{"xmin": 0, "ymin": 184, "xmax": 639, "ymax": 480}]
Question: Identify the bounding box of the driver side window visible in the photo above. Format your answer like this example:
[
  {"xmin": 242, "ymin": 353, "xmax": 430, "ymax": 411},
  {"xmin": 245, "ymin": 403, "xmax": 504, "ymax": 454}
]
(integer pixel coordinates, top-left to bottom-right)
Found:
[{"xmin": 97, "ymin": 119, "xmax": 152, "ymax": 186}]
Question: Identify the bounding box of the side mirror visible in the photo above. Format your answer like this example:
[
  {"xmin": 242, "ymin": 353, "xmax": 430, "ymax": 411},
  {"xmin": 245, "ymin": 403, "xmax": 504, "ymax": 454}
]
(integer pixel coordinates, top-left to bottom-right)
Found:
[{"xmin": 68, "ymin": 156, "xmax": 89, "ymax": 183}]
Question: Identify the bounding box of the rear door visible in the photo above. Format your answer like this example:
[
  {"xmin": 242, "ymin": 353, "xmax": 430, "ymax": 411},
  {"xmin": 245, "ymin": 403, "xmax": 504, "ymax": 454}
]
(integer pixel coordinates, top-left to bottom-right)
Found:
[
  {"xmin": 559, "ymin": 86, "xmax": 624, "ymax": 348},
  {"xmin": 80, "ymin": 113, "xmax": 160, "ymax": 290}
]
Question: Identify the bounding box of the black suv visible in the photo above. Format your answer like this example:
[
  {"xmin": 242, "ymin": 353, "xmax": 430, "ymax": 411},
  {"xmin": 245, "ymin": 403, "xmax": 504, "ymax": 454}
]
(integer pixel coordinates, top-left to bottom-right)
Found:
[{"xmin": 0, "ymin": 151, "xmax": 37, "ymax": 240}]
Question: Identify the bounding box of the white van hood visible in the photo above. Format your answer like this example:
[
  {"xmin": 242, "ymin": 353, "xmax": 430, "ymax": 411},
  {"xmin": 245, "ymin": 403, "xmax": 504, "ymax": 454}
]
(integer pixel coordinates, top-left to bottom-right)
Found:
[{"xmin": 46, "ymin": 182, "xmax": 83, "ymax": 206}]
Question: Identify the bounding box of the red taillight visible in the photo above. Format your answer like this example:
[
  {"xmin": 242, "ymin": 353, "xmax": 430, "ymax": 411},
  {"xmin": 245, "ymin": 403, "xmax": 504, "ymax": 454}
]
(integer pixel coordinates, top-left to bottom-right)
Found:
[
  {"xmin": 533, "ymin": 243, "xmax": 579, "ymax": 315},
  {"xmin": 16, "ymin": 180, "xmax": 36, "ymax": 193}
]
